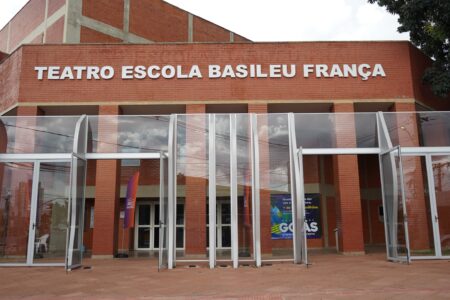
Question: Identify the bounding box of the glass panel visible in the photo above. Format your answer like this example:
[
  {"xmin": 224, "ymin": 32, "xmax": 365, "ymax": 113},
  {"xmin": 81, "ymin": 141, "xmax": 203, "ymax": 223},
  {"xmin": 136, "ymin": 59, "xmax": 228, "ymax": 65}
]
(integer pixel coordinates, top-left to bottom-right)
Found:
[
  {"xmin": 221, "ymin": 203, "xmax": 231, "ymax": 225},
  {"xmin": 159, "ymin": 155, "xmax": 169, "ymax": 269},
  {"xmin": 33, "ymin": 162, "xmax": 70, "ymax": 263},
  {"xmin": 257, "ymin": 114, "xmax": 293, "ymax": 260},
  {"xmin": 383, "ymin": 112, "xmax": 450, "ymax": 147},
  {"xmin": 138, "ymin": 228, "xmax": 150, "ymax": 248},
  {"xmin": 176, "ymin": 227, "xmax": 184, "ymax": 249},
  {"xmin": 380, "ymin": 149, "xmax": 409, "ymax": 261},
  {"xmin": 0, "ymin": 116, "xmax": 79, "ymax": 154},
  {"xmin": 236, "ymin": 115, "xmax": 253, "ymax": 260},
  {"xmin": 402, "ymin": 156, "xmax": 435, "ymax": 256},
  {"xmin": 221, "ymin": 226, "xmax": 231, "ymax": 248},
  {"xmin": 154, "ymin": 204, "xmax": 160, "ymax": 225},
  {"xmin": 176, "ymin": 203, "xmax": 184, "ymax": 225},
  {"xmin": 153, "ymin": 227, "xmax": 160, "ymax": 249},
  {"xmin": 215, "ymin": 115, "xmax": 231, "ymax": 259},
  {"xmin": 176, "ymin": 115, "xmax": 208, "ymax": 260},
  {"xmin": 88, "ymin": 116, "xmax": 170, "ymax": 153},
  {"xmin": 67, "ymin": 157, "xmax": 86, "ymax": 269},
  {"xmin": 432, "ymin": 155, "xmax": 450, "ymax": 255},
  {"xmin": 0, "ymin": 162, "xmax": 33, "ymax": 264},
  {"xmin": 139, "ymin": 205, "xmax": 150, "ymax": 225},
  {"xmin": 294, "ymin": 113, "xmax": 378, "ymax": 148}
]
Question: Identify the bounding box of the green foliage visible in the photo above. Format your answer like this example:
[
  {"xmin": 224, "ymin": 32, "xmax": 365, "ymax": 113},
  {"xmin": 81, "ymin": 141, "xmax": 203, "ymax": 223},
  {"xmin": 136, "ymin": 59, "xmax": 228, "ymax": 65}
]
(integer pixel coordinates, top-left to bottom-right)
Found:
[{"xmin": 368, "ymin": 0, "xmax": 450, "ymax": 98}]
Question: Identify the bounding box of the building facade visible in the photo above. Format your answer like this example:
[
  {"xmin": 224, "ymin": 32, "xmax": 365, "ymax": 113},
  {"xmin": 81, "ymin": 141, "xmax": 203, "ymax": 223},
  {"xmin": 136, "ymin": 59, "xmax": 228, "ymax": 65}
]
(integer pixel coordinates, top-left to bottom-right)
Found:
[{"xmin": 0, "ymin": 0, "xmax": 449, "ymax": 269}]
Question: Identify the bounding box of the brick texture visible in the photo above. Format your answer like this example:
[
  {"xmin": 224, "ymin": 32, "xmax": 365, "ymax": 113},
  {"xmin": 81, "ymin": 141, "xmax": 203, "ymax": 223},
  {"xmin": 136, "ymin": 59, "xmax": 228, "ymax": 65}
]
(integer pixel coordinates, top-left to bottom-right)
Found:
[
  {"xmin": 332, "ymin": 103, "xmax": 365, "ymax": 253},
  {"xmin": 129, "ymin": 0, "xmax": 188, "ymax": 42},
  {"xmin": 82, "ymin": 0, "xmax": 124, "ymax": 30},
  {"xmin": 92, "ymin": 105, "xmax": 121, "ymax": 256},
  {"xmin": 45, "ymin": 16, "xmax": 65, "ymax": 43},
  {"xmin": 193, "ymin": 16, "xmax": 230, "ymax": 42},
  {"xmin": 14, "ymin": 42, "xmax": 443, "ymax": 106},
  {"xmin": 48, "ymin": 0, "xmax": 66, "ymax": 16},
  {"xmin": 184, "ymin": 104, "xmax": 207, "ymax": 255},
  {"xmin": 0, "ymin": 50, "xmax": 22, "ymax": 113},
  {"xmin": 9, "ymin": 0, "xmax": 46, "ymax": 51},
  {"xmin": 80, "ymin": 26, "xmax": 123, "ymax": 43}
]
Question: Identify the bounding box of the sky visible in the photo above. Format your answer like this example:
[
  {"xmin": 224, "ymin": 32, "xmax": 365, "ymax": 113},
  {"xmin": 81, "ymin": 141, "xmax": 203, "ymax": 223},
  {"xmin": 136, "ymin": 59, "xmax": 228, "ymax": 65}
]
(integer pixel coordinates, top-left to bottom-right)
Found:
[{"xmin": 0, "ymin": 0, "xmax": 409, "ymax": 41}]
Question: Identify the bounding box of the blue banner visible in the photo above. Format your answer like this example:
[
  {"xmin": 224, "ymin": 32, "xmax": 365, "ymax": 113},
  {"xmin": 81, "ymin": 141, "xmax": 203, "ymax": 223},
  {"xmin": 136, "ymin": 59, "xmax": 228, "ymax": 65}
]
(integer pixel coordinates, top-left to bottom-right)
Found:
[{"xmin": 270, "ymin": 193, "xmax": 321, "ymax": 239}]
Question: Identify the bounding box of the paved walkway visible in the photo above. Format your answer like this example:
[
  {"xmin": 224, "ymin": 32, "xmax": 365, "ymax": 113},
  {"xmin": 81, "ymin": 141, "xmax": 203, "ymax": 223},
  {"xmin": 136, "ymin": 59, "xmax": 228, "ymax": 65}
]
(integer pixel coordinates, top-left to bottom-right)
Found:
[{"xmin": 0, "ymin": 253, "xmax": 449, "ymax": 299}]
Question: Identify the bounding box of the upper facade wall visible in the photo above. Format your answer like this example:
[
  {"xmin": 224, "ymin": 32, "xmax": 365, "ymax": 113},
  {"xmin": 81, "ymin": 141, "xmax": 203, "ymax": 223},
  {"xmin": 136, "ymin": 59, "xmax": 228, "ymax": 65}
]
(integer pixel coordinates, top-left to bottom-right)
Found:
[
  {"xmin": 0, "ymin": 0, "xmax": 250, "ymax": 54},
  {"xmin": 0, "ymin": 0, "xmax": 66, "ymax": 54},
  {"xmin": 79, "ymin": 0, "xmax": 250, "ymax": 43},
  {"xmin": 3, "ymin": 42, "xmax": 444, "ymax": 110}
]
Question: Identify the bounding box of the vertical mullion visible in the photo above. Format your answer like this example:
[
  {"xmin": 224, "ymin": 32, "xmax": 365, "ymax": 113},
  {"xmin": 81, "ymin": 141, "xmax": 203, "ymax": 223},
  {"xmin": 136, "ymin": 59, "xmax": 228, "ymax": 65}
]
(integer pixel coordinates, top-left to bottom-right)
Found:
[
  {"xmin": 425, "ymin": 154, "xmax": 442, "ymax": 257},
  {"xmin": 158, "ymin": 154, "xmax": 164, "ymax": 266},
  {"xmin": 208, "ymin": 114, "xmax": 216, "ymax": 269},
  {"xmin": 168, "ymin": 115, "xmax": 176, "ymax": 269},
  {"xmin": 251, "ymin": 114, "xmax": 261, "ymax": 267},
  {"xmin": 397, "ymin": 147, "xmax": 411, "ymax": 263},
  {"xmin": 230, "ymin": 114, "xmax": 239, "ymax": 268},
  {"xmin": 27, "ymin": 161, "xmax": 40, "ymax": 265}
]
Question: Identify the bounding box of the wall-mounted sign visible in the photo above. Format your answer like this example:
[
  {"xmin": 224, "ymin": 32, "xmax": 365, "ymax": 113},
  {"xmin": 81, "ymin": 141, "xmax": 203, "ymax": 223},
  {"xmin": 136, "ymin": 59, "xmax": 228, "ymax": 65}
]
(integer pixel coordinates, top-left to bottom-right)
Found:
[
  {"xmin": 270, "ymin": 193, "xmax": 321, "ymax": 240},
  {"xmin": 34, "ymin": 63, "xmax": 386, "ymax": 81}
]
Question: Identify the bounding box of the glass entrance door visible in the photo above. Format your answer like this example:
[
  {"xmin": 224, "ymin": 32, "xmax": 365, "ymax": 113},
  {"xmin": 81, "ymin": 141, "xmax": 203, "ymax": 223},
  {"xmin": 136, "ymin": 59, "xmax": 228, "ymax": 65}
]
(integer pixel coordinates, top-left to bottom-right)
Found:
[
  {"xmin": 380, "ymin": 147, "xmax": 410, "ymax": 262},
  {"xmin": 430, "ymin": 155, "xmax": 450, "ymax": 257},
  {"xmin": 136, "ymin": 203, "xmax": 160, "ymax": 251},
  {"xmin": 32, "ymin": 162, "xmax": 71, "ymax": 265},
  {"xmin": 0, "ymin": 162, "xmax": 34, "ymax": 265}
]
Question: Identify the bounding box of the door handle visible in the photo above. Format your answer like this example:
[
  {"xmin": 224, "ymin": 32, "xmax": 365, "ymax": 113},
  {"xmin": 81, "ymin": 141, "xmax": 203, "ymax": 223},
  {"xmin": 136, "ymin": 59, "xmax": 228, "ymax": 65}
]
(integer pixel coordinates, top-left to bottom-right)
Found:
[{"xmin": 435, "ymin": 215, "xmax": 439, "ymax": 222}]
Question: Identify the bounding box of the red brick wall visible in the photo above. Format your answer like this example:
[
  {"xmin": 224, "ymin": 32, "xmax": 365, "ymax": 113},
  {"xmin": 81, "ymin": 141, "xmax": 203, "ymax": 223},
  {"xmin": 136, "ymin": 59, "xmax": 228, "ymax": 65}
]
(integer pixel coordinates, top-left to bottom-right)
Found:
[
  {"xmin": 92, "ymin": 105, "xmax": 122, "ymax": 256},
  {"xmin": 0, "ymin": 27, "xmax": 8, "ymax": 53},
  {"xmin": 332, "ymin": 103, "xmax": 364, "ymax": 253},
  {"xmin": 30, "ymin": 33, "xmax": 44, "ymax": 45},
  {"xmin": 48, "ymin": 0, "xmax": 66, "ymax": 16},
  {"xmin": 80, "ymin": 26, "xmax": 123, "ymax": 43},
  {"xmin": 408, "ymin": 45, "xmax": 450, "ymax": 110},
  {"xmin": 129, "ymin": 0, "xmax": 188, "ymax": 42},
  {"xmin": 193, "ymin": 16, "xmax": 230, "ymax": 42},
  {"xmin": 0, "ymin": 50, "xmax": 22, "ymax": 112},
  {"xmin": 234, "ymin": 34, "xmax": 251, "ymax": 42},
  {"xmin": 9, "ymin": 0, "xmax": 46, "ymax": 51},
  {"xmin": 16, "ymin": 42, "xmax": 446, "ymax": 108},
  {"xmin": 83, "ymin": 0, "xmax": 124, "ymax": 30},
  {"xmin": 45, "ymin": 17, "xmax": 65, "ymax": 43}
]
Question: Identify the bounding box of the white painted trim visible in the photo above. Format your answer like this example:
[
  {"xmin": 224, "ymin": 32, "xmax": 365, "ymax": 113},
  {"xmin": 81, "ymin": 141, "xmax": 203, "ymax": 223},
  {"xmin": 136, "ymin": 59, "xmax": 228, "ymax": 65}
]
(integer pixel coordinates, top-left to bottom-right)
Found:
[
  {"xmin": 43, "ymin": 0, "xmax": 49, "ymax": 43},
  {"xmin": 85, "ymin": 152, "xmax": 161, "ymax": 160}
]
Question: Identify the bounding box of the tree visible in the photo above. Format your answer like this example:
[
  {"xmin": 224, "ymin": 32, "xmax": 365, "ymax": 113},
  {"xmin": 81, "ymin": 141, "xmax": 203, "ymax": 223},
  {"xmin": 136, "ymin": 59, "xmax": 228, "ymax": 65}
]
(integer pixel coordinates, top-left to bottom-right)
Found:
[{"xmin": 368, "ymin": 0, "xmax": 450, "ymax": 98}]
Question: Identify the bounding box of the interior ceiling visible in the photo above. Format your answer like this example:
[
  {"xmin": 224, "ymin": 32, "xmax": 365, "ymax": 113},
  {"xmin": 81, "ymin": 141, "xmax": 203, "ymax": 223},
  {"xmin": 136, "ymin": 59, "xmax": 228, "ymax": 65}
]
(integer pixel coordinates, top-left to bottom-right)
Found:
[
  {"xmin": 268, "ymin": 103, "xmax": 333, "ymax": 113},
  {"xmin": 40, "ymin": 105, "xmax": 99, "ymax": 115},
  {"xmin": 354, "ymin": 102, "xmax": 393, "ymax": 112},
  {"xmin": 120, "ymin": 105, "xmax": 186, "ymax": 115}
]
